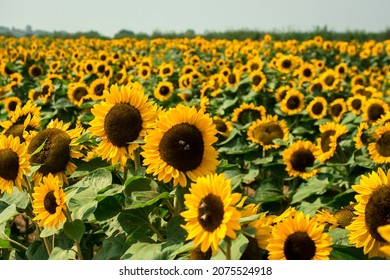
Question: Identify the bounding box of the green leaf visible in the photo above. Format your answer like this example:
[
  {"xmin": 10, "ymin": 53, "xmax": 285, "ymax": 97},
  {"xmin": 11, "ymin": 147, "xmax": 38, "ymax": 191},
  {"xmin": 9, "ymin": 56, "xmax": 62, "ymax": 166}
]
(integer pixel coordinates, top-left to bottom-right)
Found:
[
  {"xmin": 49, "ymin": 246, "xmax": 77, "ymax": 260},
  {"xmin": 166, "ymin": 216, "xmax": 187, "ymax": 246},
  {"xmin": 297, "ymin": 197, "xmax": 327, "ymax": 216},
  {"xmin": 26, "ymin": 240, "xmax": 49, "ymax": 260},
  {"xmin": 330, "ymin": 245, "xmax": 368, "ymax": 260},
  {"xmin": 211, "ymin": 233, "xmax": 249, "ymax": 260},
  {"xmin": 255, "ymin": 182, "xmax": 284, "ymax": 203},
  {"xmin": 291, "ymin": 176, "xmax": 330, "ymax": 204},
  {"xmin": 68, "ymin": 188, "xmax": 98, "ymax": 221},
  {"xmin": 70, "ymin": 158, "xmax": 110, "ymax": 178},
  {"xmin": 121, "ymin": 242, "xmax": 182, "ymax": 260},
  {"xmin": 63, "ymin": 219, "xmax": 85, "ymax": 241},
  {"xmin": 72, "ymin": 168, "xmax": 112, "ymax": 191},
  {"xmin": 0, "ymin": 204, "xmax": 18, "ymax": 227},
  {"xmin": 125, "ymin": 191, "xmax": 170, "ymax": 210},
  {"xmin": 30, "ymin": 139, "xmax": 47, "ymax": 156},
  {"xmin": 93, "ymin": 234, "xmax": 127, "ymax": 260},
  {"xmin": 0, "ymin": 238, "xmax": 11, "ymax": 249},
  {"xmin": 0, "ymin": 188, "xmax": 30, "ymax": 209},
  {"xmin": 328, "ymin": 228, "xmax": 350, "ymax": 246}
]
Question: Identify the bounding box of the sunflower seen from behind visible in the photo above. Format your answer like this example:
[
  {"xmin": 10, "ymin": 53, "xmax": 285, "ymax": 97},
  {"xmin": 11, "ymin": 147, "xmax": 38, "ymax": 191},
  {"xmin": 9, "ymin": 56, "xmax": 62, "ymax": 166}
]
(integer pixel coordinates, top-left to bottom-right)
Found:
[
  {"xmin": 32, "ymin": 173, "xmax": 67, "ymax": 229},
  {"xmin": 89, "ymin": 83, "xmax": 157, "ymax": 167},
  {"xmin": 346, "ymin": 168, "xmax": 390, "ymax": 258},
  {"xmin": 181, "ymin": 173, "xmax": 241, "ymax": 253},
  {"xmin": 142, "ymin": 104, "xmax": 219, "ymax": 187},
  {"xmin": 266, "ymin": 211, "xmax": 332, "ymax": 260},
  {"xmin": 0, "ymin": 134, "xmax": 30, "ymax": 194}
]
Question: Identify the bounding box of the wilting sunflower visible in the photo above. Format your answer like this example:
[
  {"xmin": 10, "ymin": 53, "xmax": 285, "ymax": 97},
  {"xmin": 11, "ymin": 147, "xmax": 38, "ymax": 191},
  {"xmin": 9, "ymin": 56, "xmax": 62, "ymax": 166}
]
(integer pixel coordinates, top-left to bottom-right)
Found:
[
  {"xmin": 306, "ymin": 96, "xmax": 327, "ymax": 120},
  {"xmin": 362, "ymin": 98, "xmax": 389, "ymax": 123},
  {"xmin": 142, "ymin": 105, "xmax": 219, "ymax": 187},
  {"xmin": 67, "ymin": 82, "xmax": 90, "ymax": 106},
  {"xmin": 378, "ymin": 225, "xmax": 390, "ymax": 257},
  {"xmin": 154, "ymin": 81, "xmax": 174, "ymax": 101},
  {"xmin": 346, "ymin": 168, "xmax": 390, "ymax": 258},
  {"xmin": 328, "ymin": 98, "xmax": 347, "ymax": 123},
  {"xmin": 181, "ymin": 173, "xmax": 241, "ymax": 253},
  {"xmin": 354, "ymin": 122, "xmax": 370, "ymax": 150},
  {"xmin": 280, "ymin": 89, "xmax": 305, "ymax": 116},
  {"xmin": 347, "ymin": 95, "xmax": 366, "ymax": 115},
  {"xmin": 28, "ymin": 119, "xmax": 84, "ymax": 184},
  {"xmin": 368, "ymin": 123, "xmax": 390, "ymax": 164},
  {"xmin": 212, "ymin": 116, "xmax": 233, "ymax": 138},
  {"xmin": 314, "ymin": 122, "xmax": 348, "ymax": 162},
  {"xmin": 1, "ymin": 100, "xmax": 41, "ymax": 142},
  {"xmin": 247, "ymin": 114, "xmax": 289, "ymax": 150},
  {"xmin": 32, "ymin": 174, "xmax": 66, "ymax": 229},
  {"xmin": 89, "ymin": 77, "xmax": 109, "ymax": 100},
  {"xmin": 0, "ymin": 135, "xmax": 30, "ymax": 194},
  {"xmin": 232, "ymin": 103, "xmax": 266, "ymax": 125},
  {"xmin": 282, "ymin": 140, "xmax": 319, "ymax": 179},
  {"xmin": 2, "ymin": 97, "xmax": 22, "ymax": 114},
  {"xmin": 89, "ymin": 83, "xmax": 157, "ymax": 167},
  {"xmin": 250, "ymin": 70, "xmax": 267, "ymax": 92},
  {"xmin": 266, "ymin": 211, "xmax": 332, "ymax": 260}
]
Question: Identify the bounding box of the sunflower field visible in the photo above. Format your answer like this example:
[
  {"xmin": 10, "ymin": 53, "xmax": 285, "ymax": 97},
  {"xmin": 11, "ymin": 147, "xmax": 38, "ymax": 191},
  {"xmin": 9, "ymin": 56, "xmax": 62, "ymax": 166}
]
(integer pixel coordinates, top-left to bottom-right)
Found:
[{"xmin": 0, "ymin": 34, "xmax": 390, "ymax": 261}]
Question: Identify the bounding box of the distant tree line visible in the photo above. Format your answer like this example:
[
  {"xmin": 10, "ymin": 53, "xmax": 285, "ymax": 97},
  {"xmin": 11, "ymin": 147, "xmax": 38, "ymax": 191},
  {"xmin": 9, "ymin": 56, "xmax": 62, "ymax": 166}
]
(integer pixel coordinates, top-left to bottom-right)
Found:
[{"xmin": 1, "ymin": 25, "xmax": 389, "ymax": 41}]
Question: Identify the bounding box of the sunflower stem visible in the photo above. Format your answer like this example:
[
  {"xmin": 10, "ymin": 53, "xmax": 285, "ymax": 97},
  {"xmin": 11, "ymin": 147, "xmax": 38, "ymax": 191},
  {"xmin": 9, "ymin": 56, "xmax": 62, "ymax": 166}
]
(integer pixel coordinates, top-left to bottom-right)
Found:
[
  {"xmin": 123, "ymin": 164, "xmax": 129, "ymax": 183},
  {"xmin": 149, "ymin": 222, "xmax": 164, "ymax": 242},
  {"xmin": 133, "ymin": 148, "xmax": 141, "ymax": 171},
  {"xmin": 164, "ymin": 198, "xmax": 175, "ymax": 216},
  {"xmin": 63, "ymin": 206, "xmax": 84, "ymax": 260},
  {"xmin": 6, "ymin": 237, "xmax": 28, "ymax": 251},
  {"xmin": 225, "ymin": 238, "xmax": 232, "ymax": 260}
]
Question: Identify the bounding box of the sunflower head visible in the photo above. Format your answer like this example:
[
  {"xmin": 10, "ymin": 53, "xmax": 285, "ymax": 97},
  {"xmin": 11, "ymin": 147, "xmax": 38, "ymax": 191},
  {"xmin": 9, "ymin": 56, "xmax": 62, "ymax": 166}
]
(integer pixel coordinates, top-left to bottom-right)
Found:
[
  {"xmin": 89, "ymin": 83, "xmax": 157, "ymax": 167},
  {"xmin": 267, "ymin": 211, "xmax": 332, "ymax": 260},
  {"xmin": 314, "ymin": 122, "xmax": 348, "ymax": 162},
  {"xmin": 280, "ymin": 89, "xmax": 305, "ymax": 116},
  {"xmin": 306, "ymin": 96, "xmax": 327, "ymax": 119},
  {"xmin": 181, "ymin": 173, "xmax": 241, "ymax": 253},
  {"xmin": 32, "ymin": 173, "xmax": 67, "ymax": 229}
]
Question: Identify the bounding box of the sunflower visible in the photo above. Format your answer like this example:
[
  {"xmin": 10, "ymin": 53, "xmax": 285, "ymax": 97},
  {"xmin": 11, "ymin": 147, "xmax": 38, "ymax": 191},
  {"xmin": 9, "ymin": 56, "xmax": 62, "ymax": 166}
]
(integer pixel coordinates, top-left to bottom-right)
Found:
[
  {"xmin": 335, "ymin": 62, "xmax": 348, "ymax": 77},
  {"xmin": 1, "ymin": 100, "xmax": 41, "ymax": 142},
  {"xmin": 178, "ymin": 73, "xmax": 193, "ymax": 89},
  {"xmin": 67, "ymin": 82, "xmax": 90, "ymax": 106},
  {"xmin": 351, "ymin": 74, "xmax": 366, "ymax": 87},
  {"xmin": 89, "ymin": 83, "xmax": 157, "ymax": 167},
  {"xmin": 320, "ymin": 69, "xmax": 340, "ymax": 91},
  {"xmin": 0, "ymin": 135, "xmax": 30, "ymax": 194},
  {"xmin": 368, "ymin": 123, "xmax": 390, "ymax": 164},
  {"xmin": 328, "ymin": 98, "xmax": 347, "ymax": 122},
  {"xmin": 266, "ymin": 211, "xmax": 332, "ymax": 260},
  {"xmin": 276, "ymin": 54, "xmax": 297, "ymax": 73},
  {"xmin": 180, "ymin": 173, "xmax": 241, "ymax": 253},
  {"xmin": 282, "ymin": 140, "xmax": 319, "ymax": 179},
  {"xmin": 2, "ymin": 97, "xmax": 22, "ymax": 114},
  {"xmin": 249, "ymin": 213, "xmax": 274, "ymax": 250},
  {"xmin": 354, "ymin": 122, "xmax": 369, "ymax": 150},
  {"xmin": 308, "ymin": 78, "xmax": 324, "ymax": 94},
  {"xmin": 247, "ymin": 57, "xmax": 264, "ymax": 72},
  {"xmin": 224, "ymin": 71, "xmax": 241, "ymax": 87},
  {"xmin": 314, "ymin": 122, "xmax": 348, "ymax": 162},
  {"xmin": 154, "ymin": 81, "xmax": 174, "ymax": 101},
  {"xmin": 158, "ymin": 63, "xmax": 174, "ymax": 78},
  {"xmin": 346, "ymin": 168, "xmax": 390, "ymax": 258},
  {"xmin": 232, "ymin": 103, "xmax": 266, "ymax": 125},
  {"xmin": 347, "ymin": 95, "xmax": 366, "ymax": 115},
  {"xmin": 306, "ymin": 96, "xmax": 327, "ymax": 120},
  {"xmin": 362, "ymin": 98, "xmax": 389, "ymax": 123},
  {"xmin": 89, "ymin": 77, "xmax": 109, "ymax": 100},
  {"xmin": 112, "ymin": 68, "xmax": 127, "ymax": 85},
  {"xmin": 212, "ymin": 116, "xmax": 233, "ymax": 138},
  {"xmin": 378, "ymin": 225, "xmax": 390, "ymax": 257},
  {"xmin": 247, "ymin": 114, "xmax": 289, "ymax": 150},
  {"xmin": 32, "ymin": 174, "xmax": 66, "ymax": 229},
  {"xmin": 28, "ymin": 64, "xmax": 44, "ymax": 78},
  {"xmin": 142, "ymin": 105, "xmax": 219, "ymax": 187},
  {"xmin": 28, "ymin": 119, "xmax": 84, "ymax": 184},
  {"xmin": 250, "ymin": 70, "xmax": 267, "ymax": 92},
  {"xmin": 138, "ymin": 65, "xmax": 151, "ymax": 80},
  {"xmin": 275, "ymin": 85, "xmax": 291, "ymax": 102},
  {"xmin": 298, "ymin": 62, "xmax": 316, "ymax": 82},
  {"xmin": 280, "ymin": 89, "xmax": 305, "ymax": 115}
]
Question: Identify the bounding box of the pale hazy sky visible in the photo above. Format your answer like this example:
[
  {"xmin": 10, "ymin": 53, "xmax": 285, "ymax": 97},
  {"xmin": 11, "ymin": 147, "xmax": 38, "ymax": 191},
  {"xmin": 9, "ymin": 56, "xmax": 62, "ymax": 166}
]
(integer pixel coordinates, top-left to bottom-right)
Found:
[{"xmin": 1, "ymin": 0, "xmax": 389, "ymax": 37}]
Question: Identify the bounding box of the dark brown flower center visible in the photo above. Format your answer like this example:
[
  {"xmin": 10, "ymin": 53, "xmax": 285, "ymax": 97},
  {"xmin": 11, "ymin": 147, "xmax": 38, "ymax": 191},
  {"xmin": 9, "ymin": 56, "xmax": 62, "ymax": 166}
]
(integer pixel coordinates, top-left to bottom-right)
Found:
[
  {"xmin": 73, "ymin": 86, "xmax": 89, "ymax": 101},
  {"xmin": 351, "ymin": 99, "xmax": 362, "ymax": 110},
  {"xmin": 312, "ymin": 102, "xmax": 324, "ymax": 115},
  {"xmin": 104, "ymin": 103, "xmax": 143, "ymax": 147},
  {"xmin": 228, "ymin": 73, "xmax": 237, "ymax": 85},
  {"xmin": 376, "ymin": 132, "xmax": 390, "ymax": 157},
  {"xmin": 367, "ymin": 103, "xmax": 385, "ymax": 122},
  {"xmin": 197, "ymin": 193, "xmax": 224, "ymax": 232},
  {"xmin": 330, "ymin": 104, "xmax": 343, "ymax": 117},
  {"xmin": 159, "ymin": 85, "xmax": 170, "ymax": 96},
  {"xmin": 28, "ymin": 128, "xmax": 71, "ymax": 175},
  {"xmin": 284, "ymin": 231, "xmax": 316, "ymax": 260},
  {"xmin": 237, "ymin": 109, "xmax": 261, "ymax": 124},
  {"xmin": 213, "ymin": 119, "xmax": 228, "ymax": 133},
  {"xmin": 324, "ymin": 75, "xmax": 335, "ymax": 86},
  {"xmin": 94, "ymin": 84, "xmax": 105, "ymax": 96},
  {"xmin": 44, "ymin": 191, "xmax": 58, "ymax": 214},
  {"xmin": 31, "ymin": 66, "xmax": 42, "ymax": 77},
  {"xmin": 159, "ymin": 123, "xmax": 204, "ymax": 172},
  {"xmin": 252, "ymin": 122, "xmax": 284, "ymax": 145},
  {"xmin": 290, "ymin": 148, "xmax": 315, "ymax": 172},
  {"xmin": 334, "ymin": 204, "xmax": 356, "ymax": 229},
  {"xmin": 8, "ymin": 101, "xmax": 18, "ymax": 111},
  {"xmin": 252, "ymin": 75, "xmax": 262, "ymax": 86},
  {"xmin": 303, "ymin": 68, "xmax": 312, "ymax": 77},
  {"xmin": 286, "ymin": 96, "xmax": 301, "ymax": 110},
  {"xmin": 282, "ymin": 59, "xmax": 292, "ymax": 69},
  {"xmin": 320, "ymin": 130, "xmax": 336, "ymax": 152},
  {"xmin": 364, "ymin": 185, "xmax": 390, "ymax": 242},
  {"xmin": 0, "ymin": 148, "xmax": 19, "ymax": 180}
]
